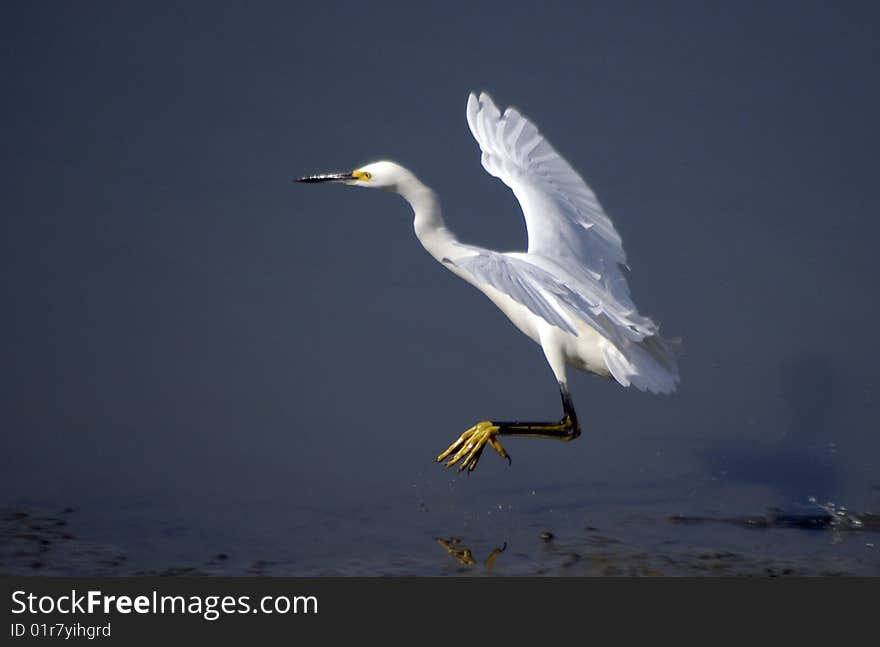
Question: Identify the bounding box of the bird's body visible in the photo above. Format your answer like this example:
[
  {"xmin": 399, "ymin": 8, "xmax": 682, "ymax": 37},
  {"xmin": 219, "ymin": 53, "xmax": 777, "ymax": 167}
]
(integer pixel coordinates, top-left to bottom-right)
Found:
[
  {"xmin": 400, "ymin": 174, "xmax": 614, "ymax": 382},
  {"xmin": 297, "ymin": 92, "xmax": 678, "ymax": 472}
]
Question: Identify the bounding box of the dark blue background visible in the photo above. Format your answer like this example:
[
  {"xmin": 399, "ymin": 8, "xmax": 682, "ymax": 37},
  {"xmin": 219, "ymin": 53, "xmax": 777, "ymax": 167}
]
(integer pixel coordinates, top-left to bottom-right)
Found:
[{"xmin": 2, "ymin": 1, "xmax": 878, "ymax": 574}]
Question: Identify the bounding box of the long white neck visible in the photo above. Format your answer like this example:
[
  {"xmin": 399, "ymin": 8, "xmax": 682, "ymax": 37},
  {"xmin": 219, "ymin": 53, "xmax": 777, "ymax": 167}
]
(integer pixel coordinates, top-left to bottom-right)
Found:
[{"xmin": 395, "ymin": 174, "xmax": 459, "ymax": 262}]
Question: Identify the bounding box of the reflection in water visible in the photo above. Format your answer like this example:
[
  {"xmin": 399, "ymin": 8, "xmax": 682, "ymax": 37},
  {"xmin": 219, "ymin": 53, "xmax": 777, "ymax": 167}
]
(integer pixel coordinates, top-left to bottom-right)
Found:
[
  {"xmin": 3, "ymin": 505, "xmax": 877, "ymax": 576},
  {"xmin": 435, "ymin": 537, "xmax": 507, "ymax": 570}
]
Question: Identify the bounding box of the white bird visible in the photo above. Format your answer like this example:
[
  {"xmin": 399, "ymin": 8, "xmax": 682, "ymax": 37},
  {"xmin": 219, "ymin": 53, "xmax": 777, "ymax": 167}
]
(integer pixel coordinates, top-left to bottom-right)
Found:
[{"xmin": 297, "ymin": 92, "xmax": 679, "ymax": 473}]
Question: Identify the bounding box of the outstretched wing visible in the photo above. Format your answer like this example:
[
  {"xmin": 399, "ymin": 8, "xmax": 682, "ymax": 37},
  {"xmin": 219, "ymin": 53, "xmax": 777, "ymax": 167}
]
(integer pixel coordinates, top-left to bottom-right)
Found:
[
  {"xmin": 463, "ymin": 92, "xmax": 679, "ymax": 393},
  {"xmin": 465, "ymin": 92, "xmax": 654, "ymax": 340}
]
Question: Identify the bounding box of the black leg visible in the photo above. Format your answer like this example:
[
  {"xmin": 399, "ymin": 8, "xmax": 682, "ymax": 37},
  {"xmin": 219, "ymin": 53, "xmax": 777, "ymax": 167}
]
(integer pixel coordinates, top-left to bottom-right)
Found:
[
  {"xmin": 495, "ymin": 384, "xmax": 581, "ymax": 441},
  {"xmin": 436, "ymin": 384, "xmax": 582, "ymax": 472}
]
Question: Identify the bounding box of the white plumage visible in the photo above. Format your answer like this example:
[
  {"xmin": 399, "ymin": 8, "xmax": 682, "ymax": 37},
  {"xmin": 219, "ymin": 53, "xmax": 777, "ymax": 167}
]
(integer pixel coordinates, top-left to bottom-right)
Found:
[
  {"xmin": 452, "ymin": 92, "xmax": 679, "ymax": 394},
  {"xmin": 297, "ymin": 91, "xmax": 679, "ymax": 472}
]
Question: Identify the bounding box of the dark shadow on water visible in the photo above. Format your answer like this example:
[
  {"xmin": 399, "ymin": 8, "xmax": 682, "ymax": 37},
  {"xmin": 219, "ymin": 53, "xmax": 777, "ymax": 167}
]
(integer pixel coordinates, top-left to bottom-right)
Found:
[
  {"xmin": 670, "ymin": 508, "xmax": 880, "ymax": 533},
  {"xmin": 703, "ymin": 355, "xmax": 840, "ymax": 504}
]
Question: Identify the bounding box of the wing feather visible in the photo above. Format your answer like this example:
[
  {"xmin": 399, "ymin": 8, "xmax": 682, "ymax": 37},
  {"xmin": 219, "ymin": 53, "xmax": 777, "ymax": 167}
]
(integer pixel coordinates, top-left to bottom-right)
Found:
[
  {"xmin": 449, "ymin": 252, "xmax": 618, "ymax": 341},
  {"xmin": 468, "ymin": 95, "xmax": 624, "ymax": 260},
  {"xmin": 465, "ymin": 92, "xmax": 656, "ymax": 339},
  {"xmin": 463, "ymin": 92, "xmax": 680, "ymax": 392}
]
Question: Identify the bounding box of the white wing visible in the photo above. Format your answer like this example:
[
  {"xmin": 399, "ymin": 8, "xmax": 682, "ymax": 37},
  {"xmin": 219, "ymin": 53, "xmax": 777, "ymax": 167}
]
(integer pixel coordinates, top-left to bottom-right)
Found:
[
  {"xmin": 468, "ymin": 94, "xmax": 624, "ymax": 280},
  {"xmin": 463, "ymin": 92, "xmax": 679, "ymax": 391},
  {"xmin": 467, "ymin": 93, "xmax": 657, "ymax": 336},
  {"xmin": 446, "ymin": 251, "xmax": 599, "ymax": 337},
  {"xmin": 465, "ymin": 92, "xmax": 661, "ymax": 339}
]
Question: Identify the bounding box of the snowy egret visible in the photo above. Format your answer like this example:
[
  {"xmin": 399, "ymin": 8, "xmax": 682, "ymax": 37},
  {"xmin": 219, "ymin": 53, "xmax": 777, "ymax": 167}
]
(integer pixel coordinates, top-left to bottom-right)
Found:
[{"xmin": 296, "ymin": 92, "xmax": 679, "ymax": 473}]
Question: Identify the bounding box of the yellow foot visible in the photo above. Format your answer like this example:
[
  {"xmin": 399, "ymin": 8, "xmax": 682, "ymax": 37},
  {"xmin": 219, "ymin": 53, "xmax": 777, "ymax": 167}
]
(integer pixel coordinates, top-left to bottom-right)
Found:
[
  {"xmin": 484, "ymin": 543, "xmax": 507, "ymax": 571},
  {"xmin": 435, "ymin": 537, "xmax": 507, "ymax": 569},
  {"xmin": 435, "ymin": 421, "xmax": 511, "ymax": 473},
  {"xmin": 434, "ymin": 537, "xmax": 475, "ymax": 565}
]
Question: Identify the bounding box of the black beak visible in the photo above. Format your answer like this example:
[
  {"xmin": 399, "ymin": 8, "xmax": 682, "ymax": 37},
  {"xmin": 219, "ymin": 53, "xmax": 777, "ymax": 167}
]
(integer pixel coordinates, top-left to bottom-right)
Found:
[{"xmin": 294, "ymin": 172, "xmax": 354, "ymax": 184}]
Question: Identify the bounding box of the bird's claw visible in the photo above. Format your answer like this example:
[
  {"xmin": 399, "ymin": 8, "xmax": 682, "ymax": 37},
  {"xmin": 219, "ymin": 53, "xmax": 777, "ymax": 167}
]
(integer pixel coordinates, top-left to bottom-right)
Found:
[
  {"xmin": 436, "ymin": 421, "xmax": 510, "ymax": 473},
  {"xmin": 434, "ymin": 537, "xmax": 476, "ymax": 566},
  {"xmin": 435, "ymin": 537, "xmax": 507, "ymax": 569}
]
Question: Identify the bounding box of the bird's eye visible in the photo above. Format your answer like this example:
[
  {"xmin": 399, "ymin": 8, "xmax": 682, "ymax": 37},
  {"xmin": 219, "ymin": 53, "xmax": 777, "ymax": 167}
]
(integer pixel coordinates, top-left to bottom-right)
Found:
[{"xmin": 362, "ymin": 171, "xmax": 372, "ymax": 180}]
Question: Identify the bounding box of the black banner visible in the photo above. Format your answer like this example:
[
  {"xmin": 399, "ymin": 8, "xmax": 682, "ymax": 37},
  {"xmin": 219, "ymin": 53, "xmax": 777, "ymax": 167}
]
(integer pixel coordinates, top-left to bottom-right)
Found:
[{"xmin": 1, "ymin": 576, "xmax": 872, "ymax": 644}]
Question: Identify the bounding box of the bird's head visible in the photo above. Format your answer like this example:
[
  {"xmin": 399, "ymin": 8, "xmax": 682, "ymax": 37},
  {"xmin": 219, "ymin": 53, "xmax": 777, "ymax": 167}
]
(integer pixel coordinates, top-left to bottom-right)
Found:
[{"xmin": 295, "ymin": 160, "xmax": 413, "ymax": 192}]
